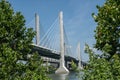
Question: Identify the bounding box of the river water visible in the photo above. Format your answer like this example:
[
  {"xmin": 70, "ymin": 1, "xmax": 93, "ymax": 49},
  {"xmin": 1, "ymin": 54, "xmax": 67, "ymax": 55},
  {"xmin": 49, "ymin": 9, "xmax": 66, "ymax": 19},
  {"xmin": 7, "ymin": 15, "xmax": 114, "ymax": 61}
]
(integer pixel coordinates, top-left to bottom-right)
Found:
[{"xmin": 49, "ymin": 72, "xmax": 82, "ymax": 80}]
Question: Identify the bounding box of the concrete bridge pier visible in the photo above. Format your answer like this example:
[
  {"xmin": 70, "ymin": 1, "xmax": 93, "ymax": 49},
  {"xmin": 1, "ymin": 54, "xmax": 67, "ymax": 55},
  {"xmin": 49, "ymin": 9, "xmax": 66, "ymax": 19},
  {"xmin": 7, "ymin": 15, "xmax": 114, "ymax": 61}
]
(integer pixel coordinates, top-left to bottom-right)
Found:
[{"xmin": 55, "ymin": 11, "xmax": 69, "ymax": 74}]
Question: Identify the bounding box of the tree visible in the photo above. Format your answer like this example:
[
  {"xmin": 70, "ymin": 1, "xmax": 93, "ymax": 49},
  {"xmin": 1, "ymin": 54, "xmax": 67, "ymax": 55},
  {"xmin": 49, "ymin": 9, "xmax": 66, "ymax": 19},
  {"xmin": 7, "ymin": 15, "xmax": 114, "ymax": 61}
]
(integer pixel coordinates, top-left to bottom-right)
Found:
[
  {"xmin": 93, "ymin": 0, "xmax": 120, "ymax": 58},
  {"xmin": 71, "ymin": 60, "xmax": 78, "ymax": 71},
  {"xmin": 0, "ymin": 0, "xmax": 50, "ymax": 79},
  {"xmin": 82, "ymin": 44, "xmax": 120, "ymax": 80},
  {"xmin": 82, "ymin": 0, "xmax": 120, "ymax": 79}
]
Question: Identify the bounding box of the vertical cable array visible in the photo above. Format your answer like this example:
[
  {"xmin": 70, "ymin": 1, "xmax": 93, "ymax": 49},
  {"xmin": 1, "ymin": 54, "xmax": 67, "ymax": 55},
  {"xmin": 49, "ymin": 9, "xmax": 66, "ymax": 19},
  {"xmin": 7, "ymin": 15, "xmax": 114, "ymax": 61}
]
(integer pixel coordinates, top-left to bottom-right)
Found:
[
  {"xmin": 26, "ymin": 18, "xmax": 36, "ymax": 43},
  {"xmin": 26, "ymin": 14, "xmax": 74, "ymax": 57},
  {"xmin": 64, "ymin": 26, "xmax": 72, "ymax": 56},
  {"xmin": 39, "ymin": 16, "xmax": 60, "ymax": 53}
]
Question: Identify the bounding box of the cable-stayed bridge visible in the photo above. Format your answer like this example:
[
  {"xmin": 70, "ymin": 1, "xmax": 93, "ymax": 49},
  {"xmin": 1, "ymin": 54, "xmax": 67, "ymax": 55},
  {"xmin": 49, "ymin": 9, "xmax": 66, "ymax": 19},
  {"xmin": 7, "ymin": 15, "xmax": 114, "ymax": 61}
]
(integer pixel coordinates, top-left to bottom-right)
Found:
[{"xmin": 26, "ymin": 11, "xmax": 85, "ymax": 74}]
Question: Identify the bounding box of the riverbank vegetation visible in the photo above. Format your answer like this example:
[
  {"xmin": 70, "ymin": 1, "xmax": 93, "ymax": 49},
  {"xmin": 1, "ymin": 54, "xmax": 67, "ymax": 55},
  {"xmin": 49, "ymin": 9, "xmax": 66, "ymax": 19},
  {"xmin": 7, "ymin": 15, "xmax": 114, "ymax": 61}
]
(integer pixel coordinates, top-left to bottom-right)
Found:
[
  {"xmin": 71, "ymin": 60, "xmax": 79, "ymax": 72},
  {"xmin": 82, "ymin": 0, "xmax": 120, "ymax": 79},
  {"xmin": 0, "ymin": 0, "xmax": 50, "ymax": 79}
]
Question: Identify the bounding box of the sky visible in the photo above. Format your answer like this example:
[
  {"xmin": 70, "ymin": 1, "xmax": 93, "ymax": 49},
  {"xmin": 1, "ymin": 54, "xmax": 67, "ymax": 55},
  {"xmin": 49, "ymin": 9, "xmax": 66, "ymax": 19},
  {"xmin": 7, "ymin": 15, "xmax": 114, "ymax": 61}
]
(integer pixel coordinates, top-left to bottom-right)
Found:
[{"xmin": 8, "ymin": 0, "xmax": 105, "ymax": 62}]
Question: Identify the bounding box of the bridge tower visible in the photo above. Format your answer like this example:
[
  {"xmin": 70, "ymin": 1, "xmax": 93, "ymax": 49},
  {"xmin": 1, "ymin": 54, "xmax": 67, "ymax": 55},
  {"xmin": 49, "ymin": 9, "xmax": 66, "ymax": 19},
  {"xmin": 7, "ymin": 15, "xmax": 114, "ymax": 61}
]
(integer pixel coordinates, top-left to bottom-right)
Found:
[
  {"xmin": 55, "ymin": 11, "xmax": 69, "ymax": 74},
  {"xmin": 35, "ymin": 13, "xmax": 40, "ymax": 45},
  {"xmin": 77, "ymin": 42, "xmax": 83, "ymax": 69}
]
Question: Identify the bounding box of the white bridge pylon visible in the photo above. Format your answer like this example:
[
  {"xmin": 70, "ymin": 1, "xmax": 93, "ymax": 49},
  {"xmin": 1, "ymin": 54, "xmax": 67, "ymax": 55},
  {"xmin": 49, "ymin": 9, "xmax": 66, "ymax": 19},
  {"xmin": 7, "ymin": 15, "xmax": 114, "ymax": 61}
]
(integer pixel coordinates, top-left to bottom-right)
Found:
[
  {"xmin": 55, "ymin": 11, "xmax": 69, "ymax": 74},
  {"xmin": 77, "ymin": 42, "xmax": 83, "ymax": 70},
  {"xmin": 35, "ymin": 11, "xmax": 69, "ymax": 74}
]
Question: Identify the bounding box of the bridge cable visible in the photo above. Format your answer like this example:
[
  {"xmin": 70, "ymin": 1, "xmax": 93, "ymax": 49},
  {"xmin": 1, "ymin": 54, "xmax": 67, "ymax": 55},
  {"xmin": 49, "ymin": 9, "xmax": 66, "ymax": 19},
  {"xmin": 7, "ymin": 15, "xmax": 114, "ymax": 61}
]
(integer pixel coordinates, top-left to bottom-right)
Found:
[{"xmin": 39, "ymin": 16, "xmax": 58, "ymax": 46}]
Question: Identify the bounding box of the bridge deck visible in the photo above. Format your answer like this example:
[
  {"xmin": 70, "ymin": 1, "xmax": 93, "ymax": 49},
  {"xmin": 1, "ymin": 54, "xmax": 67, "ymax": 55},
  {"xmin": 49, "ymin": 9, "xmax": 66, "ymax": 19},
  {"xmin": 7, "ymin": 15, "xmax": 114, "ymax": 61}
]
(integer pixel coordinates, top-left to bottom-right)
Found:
[{"xmin": 31, "ymin": 45, "xmax": 79, "ymax": 63}]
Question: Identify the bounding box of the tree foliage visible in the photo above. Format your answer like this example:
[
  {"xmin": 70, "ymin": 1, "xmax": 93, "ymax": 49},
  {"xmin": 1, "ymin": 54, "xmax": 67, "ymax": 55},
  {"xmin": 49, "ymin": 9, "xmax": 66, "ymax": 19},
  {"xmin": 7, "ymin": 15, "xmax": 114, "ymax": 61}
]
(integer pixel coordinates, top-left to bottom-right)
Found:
[
  {"xmin": 82, "ymin": 0, "xmax": 120, "ymax": 79},
  {"xmin": 0, "ymin": 0, "xmax": 50, "ymax": 79},
  {"xmin": 71, "ymin": 60, "xmax": 78, "ymax": 71},
  {"xmin": 93, "ymin": 0, "xmax": 120, "ymax": 57},
  {"xmin": 83, "ymin": 45, "xmax": 120, "ymax": 80}
]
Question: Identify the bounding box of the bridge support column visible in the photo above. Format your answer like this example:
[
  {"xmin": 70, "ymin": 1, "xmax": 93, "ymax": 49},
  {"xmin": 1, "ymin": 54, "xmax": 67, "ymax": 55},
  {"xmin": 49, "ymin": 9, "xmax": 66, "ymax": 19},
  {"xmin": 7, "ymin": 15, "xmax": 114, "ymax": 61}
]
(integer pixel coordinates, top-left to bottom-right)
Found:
[
  {"xmin": 35, "ymin": 13, "xmax": 40, "ymax": 45},
  {"xmin": 77, "ymin": 42, "xmax": 83, "ymax": 70},
  {"xmin": 55, "ymin": 11, "xmax": 69, "ymax": 74}
]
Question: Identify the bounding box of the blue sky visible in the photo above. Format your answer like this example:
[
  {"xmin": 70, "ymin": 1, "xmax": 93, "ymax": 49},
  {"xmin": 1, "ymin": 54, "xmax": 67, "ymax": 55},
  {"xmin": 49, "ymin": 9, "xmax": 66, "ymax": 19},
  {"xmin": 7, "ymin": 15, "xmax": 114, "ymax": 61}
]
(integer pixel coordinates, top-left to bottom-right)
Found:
[{"xmin": 8, "ymin": 0, "xmax": 105, "ymax": 62}]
